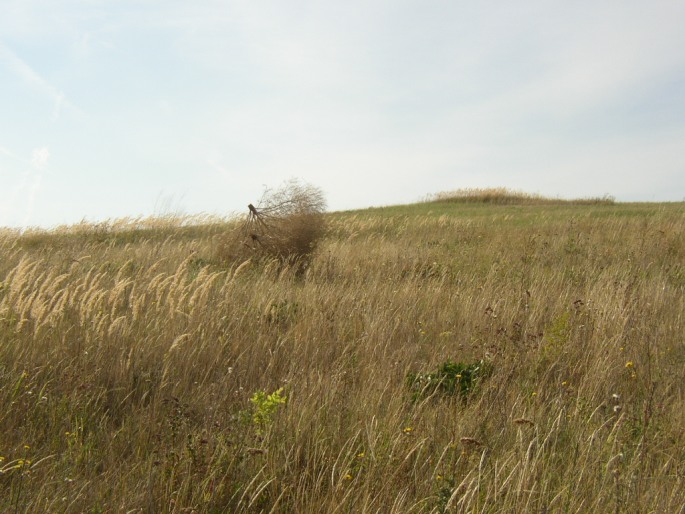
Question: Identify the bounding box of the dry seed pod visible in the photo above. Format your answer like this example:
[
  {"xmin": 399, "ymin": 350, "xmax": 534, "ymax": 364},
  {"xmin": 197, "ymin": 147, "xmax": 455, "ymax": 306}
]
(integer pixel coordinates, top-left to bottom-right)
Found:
[
  {"xmin": 460, "ymin": 437, "xmax": 483, "ymax": 447},
  {"xmin": 513, "ymin": 418, "xmax": 535, "ymax": 426}
]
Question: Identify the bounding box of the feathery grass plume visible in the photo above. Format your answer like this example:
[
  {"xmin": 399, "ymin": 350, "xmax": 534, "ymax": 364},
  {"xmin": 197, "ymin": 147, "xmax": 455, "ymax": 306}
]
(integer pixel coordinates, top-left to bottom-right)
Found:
[
  {"xmin": 232, "ymin": 258, "xmax": 252, "ymax": 280},
  {"xmin": 217, "ymin": 179, "xmax": 327, "ymax": 266}
]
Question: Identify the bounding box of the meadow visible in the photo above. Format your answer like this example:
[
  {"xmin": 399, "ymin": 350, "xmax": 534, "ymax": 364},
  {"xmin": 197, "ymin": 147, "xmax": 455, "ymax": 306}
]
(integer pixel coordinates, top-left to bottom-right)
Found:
[{"xmin": 1, "ymin": 192, "xmax": 684, "ymax": 513}]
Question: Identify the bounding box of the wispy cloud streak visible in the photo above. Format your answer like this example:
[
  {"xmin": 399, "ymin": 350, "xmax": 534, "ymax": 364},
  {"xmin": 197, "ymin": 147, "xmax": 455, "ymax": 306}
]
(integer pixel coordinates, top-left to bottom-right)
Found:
[
  {"xmin": 0, "ymin": 146, "xmax": 49, "ymax": 228},
  {"xmin": 0, "ymin": 41, "xmax": 79, "ymax": 120}
]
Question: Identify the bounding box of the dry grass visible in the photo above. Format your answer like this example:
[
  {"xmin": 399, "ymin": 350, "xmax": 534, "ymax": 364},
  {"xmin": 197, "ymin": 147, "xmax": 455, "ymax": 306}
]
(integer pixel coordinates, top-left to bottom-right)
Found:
[
  {"xmin": 0, "ymin": 199, "xmax": 684, "ymax": 512},
  {"xmin": 430, "ymin": 187, "xmax": 616, "ymax": 205}
]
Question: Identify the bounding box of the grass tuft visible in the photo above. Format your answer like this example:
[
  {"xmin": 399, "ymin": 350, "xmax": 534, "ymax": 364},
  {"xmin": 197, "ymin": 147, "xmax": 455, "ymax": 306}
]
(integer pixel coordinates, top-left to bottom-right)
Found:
[{"xmin": 430, "ymin": 187, "xmax": 616, "ymax": 205}]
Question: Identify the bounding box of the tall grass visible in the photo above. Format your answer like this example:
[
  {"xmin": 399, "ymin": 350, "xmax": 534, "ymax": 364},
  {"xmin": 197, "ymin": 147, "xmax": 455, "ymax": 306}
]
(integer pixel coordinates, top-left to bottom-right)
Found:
[
  {"xmin": 430, "ymin": 187, "xmax": 616, "ymax": 205},
  {"xmin": 0, "ymin": 200, "xmax": 683, "ymax": 512}
]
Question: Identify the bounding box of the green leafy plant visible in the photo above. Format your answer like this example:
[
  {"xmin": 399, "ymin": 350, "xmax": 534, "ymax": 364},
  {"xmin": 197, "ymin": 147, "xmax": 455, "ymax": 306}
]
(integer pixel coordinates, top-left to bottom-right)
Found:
[
  {"xmin": 407, "ymin": 360, "xmax": 491, "ymax": 401},
  {"xmin": 265, "ymin": 299, "xmax": 299, "ymax": 327},
  {"xmin": 433, "ymin": 477, "xmax": 456, "ymax": 513},
  {"xmin": 541, "ymin": 312, "xmax": 571, "ymax": 360},
  {"xmin": 250, "ymin": 387, "xmax": 287, "ymax": 435}
]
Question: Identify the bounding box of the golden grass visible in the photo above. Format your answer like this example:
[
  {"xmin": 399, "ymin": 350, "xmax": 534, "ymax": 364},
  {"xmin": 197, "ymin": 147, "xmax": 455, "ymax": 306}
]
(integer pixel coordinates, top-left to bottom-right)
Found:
[
  {"xmin": 0, "ymin": 200, "xmax": 684, "ymax": 512},
  {"xmin": 430, "ymin": 187, "xmax": 616, "ymax": 205}
]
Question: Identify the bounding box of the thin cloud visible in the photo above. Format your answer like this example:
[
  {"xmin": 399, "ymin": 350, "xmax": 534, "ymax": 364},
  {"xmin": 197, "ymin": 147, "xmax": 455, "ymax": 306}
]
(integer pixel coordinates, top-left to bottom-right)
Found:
[
  {"xmin": 0, "ymin": 146, "xmax": 50, "ymax": 228},
  {"xmin": 31, "ymin": 147, "xmax": 50, "ymax": 170},
  {"xmin": 21, "ymin": 172, "xmax": 43, "ymax": 228},
  {"xmin": 18, "ymin": 147, "xmax": 49, "ymax": 227},
  {"xmin": 0, "ymin": 41, "xmax": 80, "ymax": 120},
  {"xmin": 0, "ymin": 145, "xmax": 25, "ymax": 164}
]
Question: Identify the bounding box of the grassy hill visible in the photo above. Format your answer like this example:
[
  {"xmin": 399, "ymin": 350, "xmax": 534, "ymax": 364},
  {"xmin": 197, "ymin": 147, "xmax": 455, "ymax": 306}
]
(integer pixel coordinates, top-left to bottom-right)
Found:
[{"xmin": 1, "ymin": 194, "xmax": 684, "ymax": 512}]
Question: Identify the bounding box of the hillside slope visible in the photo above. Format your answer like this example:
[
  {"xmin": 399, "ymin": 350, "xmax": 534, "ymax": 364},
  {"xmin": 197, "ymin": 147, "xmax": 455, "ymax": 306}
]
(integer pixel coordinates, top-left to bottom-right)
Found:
[{"xmin": 1, "ymin": 200, "xmax": 684, "ymax": 512}]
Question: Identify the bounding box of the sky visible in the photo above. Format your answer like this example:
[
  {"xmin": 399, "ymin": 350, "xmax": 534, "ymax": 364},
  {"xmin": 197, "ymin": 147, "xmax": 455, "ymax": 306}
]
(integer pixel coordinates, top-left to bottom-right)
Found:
[{"xmin": 1, "ymin": 1, "xmax": 684, "ymax": 228}]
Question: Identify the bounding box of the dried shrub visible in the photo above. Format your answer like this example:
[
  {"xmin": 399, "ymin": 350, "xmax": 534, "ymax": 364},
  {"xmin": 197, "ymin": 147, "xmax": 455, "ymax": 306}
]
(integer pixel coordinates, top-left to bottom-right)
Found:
[{"xmin": 217, "ymin": 180, "xmax": 327, "ymax": 266}]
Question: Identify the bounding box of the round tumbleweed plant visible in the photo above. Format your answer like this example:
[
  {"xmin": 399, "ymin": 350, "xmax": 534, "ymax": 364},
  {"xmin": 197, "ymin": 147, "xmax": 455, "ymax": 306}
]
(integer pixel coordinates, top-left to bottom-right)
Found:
[{"xmin": 219, "ymin": 179, "xmax": 327, "ymax": 265}]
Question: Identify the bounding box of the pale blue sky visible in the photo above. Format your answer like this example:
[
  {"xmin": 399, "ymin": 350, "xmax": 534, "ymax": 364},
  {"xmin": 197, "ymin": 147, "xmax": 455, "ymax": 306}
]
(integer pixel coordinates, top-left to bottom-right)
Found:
[{"xmin": 1, "ymin": 1, "xmax": 684, "ymax": 228}]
